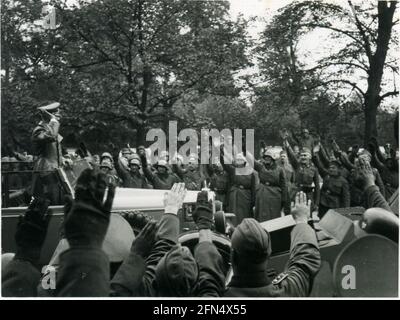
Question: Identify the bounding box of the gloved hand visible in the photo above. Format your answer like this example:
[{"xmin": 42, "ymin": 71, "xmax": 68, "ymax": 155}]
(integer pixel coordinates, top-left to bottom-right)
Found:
[
  {"xmin": 15, "ymin": 197, "xmax": 51, "ymax": 264},
  {"xmin": 64, "ymin": 169, "xmax": 116, "ymax": 248},
  {"xmin": 192, "ymin": 191, "xmax": 213, "ymax": 230},
  {"xmin": 131, "ymin": 220, "xmax": 158, "ymax": 258}
]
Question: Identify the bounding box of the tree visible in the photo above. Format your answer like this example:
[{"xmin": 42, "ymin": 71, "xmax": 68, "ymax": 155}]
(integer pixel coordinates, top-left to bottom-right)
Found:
[
  {"xmin": 52, "ymin": 0, "xmax": 250, "ymax": 145},
  {"xmin": 173, "ymin": 92, "xmax": 253, "ymax": 131},
  {"xmin": 251, "ymin": 3, "xmax": 342, "ymax": 144},
  {"xmin": 1, "ymin": 0, "xmax": 64, "ymax": 153},
  {"xmin": 277, "ymin": 1, "xmax": 398, "ymax": 144}
]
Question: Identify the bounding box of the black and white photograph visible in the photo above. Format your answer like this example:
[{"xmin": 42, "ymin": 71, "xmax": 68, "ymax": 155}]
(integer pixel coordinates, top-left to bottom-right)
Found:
[{"xmin": 0, "ymin": 0, "xmax": 399, "ymax": 302}]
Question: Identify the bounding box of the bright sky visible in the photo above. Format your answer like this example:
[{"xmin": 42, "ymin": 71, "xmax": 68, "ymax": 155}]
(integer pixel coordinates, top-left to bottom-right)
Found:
[
  {"xmin": 229, "ymin": 0, "xmax": 292, "ymax": 37},
  {"xmin": 228, "ymin": 0, "xmax": 399, "ymax": 109}
]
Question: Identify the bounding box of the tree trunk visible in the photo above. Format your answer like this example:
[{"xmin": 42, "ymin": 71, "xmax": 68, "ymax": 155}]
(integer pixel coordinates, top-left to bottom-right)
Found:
[
  {"xmin": 363, "ymin": 1, "xmax": 396, "ymax": 145},
  {"xmin": 136, "ymin": 123, "xmax": 146, "ymax": 146},
  {"xmin": 363, "ymin": 100, "xmax": 378, "ymax": 144}
]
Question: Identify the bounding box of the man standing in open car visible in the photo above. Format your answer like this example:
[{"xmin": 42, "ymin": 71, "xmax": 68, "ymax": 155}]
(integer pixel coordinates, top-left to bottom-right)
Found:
[{"xmin": 31, "ymin": 102, "xmax": 65, "ymax": 204}]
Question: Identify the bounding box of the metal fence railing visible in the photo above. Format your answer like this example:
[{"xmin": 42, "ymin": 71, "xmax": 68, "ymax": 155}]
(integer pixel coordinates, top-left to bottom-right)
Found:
[{"xmin": 1, "ymin": 169, "xmax": 56, "ymax": 208}]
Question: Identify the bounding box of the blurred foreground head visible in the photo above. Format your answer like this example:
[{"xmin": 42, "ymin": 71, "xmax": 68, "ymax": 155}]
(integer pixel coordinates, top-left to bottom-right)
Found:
[
  {"xmin": 230, "ymin": 218, "xmax": 272, "ymax": 272},
  {"xmin": 153, "ymin": 245, "xmax": 198, "ymax": 296}
]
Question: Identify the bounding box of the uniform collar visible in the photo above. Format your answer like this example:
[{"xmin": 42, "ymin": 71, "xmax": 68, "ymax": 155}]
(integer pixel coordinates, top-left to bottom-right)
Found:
[
  {"xmin": 264, "ymin": 162, "xmax": 276, "ymax": 170},
  {"xmin": 229, "ymin": 270, "xmax": 271, "ymax": 288},
  {"xmin": 130, "ymin": 171, "xmax": 141, "ymax": 177}
]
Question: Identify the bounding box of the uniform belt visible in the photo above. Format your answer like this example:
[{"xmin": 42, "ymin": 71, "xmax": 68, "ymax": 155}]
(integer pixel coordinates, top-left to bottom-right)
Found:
[
  {"xmin": 298, "ymin": 184, "xmax": 314, "ymax": 192},
  {"xmin": 234, "ymin": 184, "xmax": 249, "ymax": 190},
  {"xmin": 262, "ymin": 181, "xmax": 278, "ymax": 187},
  {"xmin": 298, "ymin": 184, "xmax": 313, "ymax": 188},
  {"xmin": 325, "ymin": 190, "xmax": 340, "ymax": 197}
]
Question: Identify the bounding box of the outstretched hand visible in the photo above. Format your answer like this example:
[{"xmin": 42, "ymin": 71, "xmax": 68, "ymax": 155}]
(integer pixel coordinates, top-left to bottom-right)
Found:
[
  {"xmin": 313, "ymin": 142, "xmax": 321, "ymax": 154},
  {"xmin": 163, "ymin": 183, "xmax": 187, "ymax": 215},
  {"xmin": 64, "ymin": 169, "xmax": 116, "ymax": 248},
  {"xmin": 192, "ymin": 191, "xmax": 214, "ymax": 230},
  {"xmin": 291, "ymin": 192, "xmax": 311, "ymax": 224},
  {"xmin": 331, "ymin": 140, "xmax": 340, "ymax": 153},
  {"xmin": 355, "ymin": 157, "xmax": 375, "ymax": 190},
  {"xmin": 15, "ymin": 197, "xmax": 52, "ymax": 263}
]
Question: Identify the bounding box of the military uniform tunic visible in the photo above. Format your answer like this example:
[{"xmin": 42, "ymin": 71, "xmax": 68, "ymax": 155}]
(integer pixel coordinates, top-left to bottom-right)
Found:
[
  {"xmin": 254, "ymin": 161, "xmax": 290, "ymax": 222},
  {"xmin": 173, "ymin": 165, "xmax": 205, "ymax": 190},
  {"xmin": 286, "ymin": 144, "xmax": 320, "ymax": 207},
  {"xmin": 31, "ymin": 120, "xmax": 64, "ymax": 204},
  {"xmin": 222, "ymin": 162, "xmax": 256, "ymax": 225},
  {"xmin": 224, "ymin": 223, "xmax": 321, "ymax": 297},
  {"xmin": 209, "ymin": 170, "xmax": 230, "ymax": 210},
  {"xmin": 319, "ymin": 175, "xmax": 350, "ymax": 217},
  {"xmin": 312, "ymin": 154, "xmax": 350, "ymax": 217},
  {"xmin": 140, "ymin": 155, "xmax": 181, "ymax": 190}
]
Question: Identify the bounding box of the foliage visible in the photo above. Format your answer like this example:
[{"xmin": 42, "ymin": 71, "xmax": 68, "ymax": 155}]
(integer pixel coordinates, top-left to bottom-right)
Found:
[
  {"xmin": 252, "ymin": 0, "xmax": 398, "ymax": 146},
  {"xmin": 2, "ymin": 0, "xmax": 251, "ymax": 153},
  {"xmin": 1, "ymin": 0, "xmax": 398, "ymax": 156}
]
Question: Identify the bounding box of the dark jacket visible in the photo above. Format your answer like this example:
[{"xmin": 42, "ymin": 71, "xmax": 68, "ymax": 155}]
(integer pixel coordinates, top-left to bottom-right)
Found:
[
  {"xmin": 109, "ymin": 252, "xmax": 146, "ymax": 297},
  {"xmin": 364, "ymin": 185, "xmax": 393, "ymax": 212},
  {"xmin": 338, "ymin": 152, "xmax": 386, "ymax": 205},
  {"xmin": 2, "ymin": 259, "xmax": 41, "ymax": 297},
  {"xmin": 119, "ymin": 169, "xmax": 148, "ymax": 188},
  {"xmin": 224, "ymin": 223, "xmax": 321, "ymax": 297},
  {"xmin": 113, "ymin": 157, "xmax": 148, "ymax": 188},
  {"xmin": 320, "ymin": 175, "xmax": 350, "ymax": 209},
  {"xmin": 111, "ymin": 213, "xmax": 180, "ymax": 296},
  {"xmin": 54, "ymin": 247, "xmax": 110, "ymax": 297},
  {"xmin": 209, "ymin": 167, "xmax": 230, "ymax": 207},
  {"xmin": 221, "ymin": 161, "xmax": 257, "ymax": 223},
  {"xmin": 111, "ymin": 214, "xmax": 226, "ymax": 297},
  {"xmin": 313, "ymin": 154, "xmax": 350, "ymax": 209},
  {"xmin": 371, "ymin": 152, "xmax": 399, "ymax": 199},
  {"xmin": 254, "ymin": 161, "xmax": 290, "ymax": 220},
  {"xmin": 32, "ymin": 120, "xmax": 63, "ymax": 174},
  {"xmin": 31, "ymin": 120, "xmax": 64, "ymax": 203},
  {"xmin": 193, "ymin": 241, "xmax": 226, "ymax": 297},
  {"xmin": 140, "ymin": 156, "xmax": 181, "ymax": 190},
  {"xmin": 286, "ymin": 144, "xmax": 320, "ymax": 205},
  {"xmin": 173, "ymin": 165, "xmax": 205, "ymax": 190}
]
